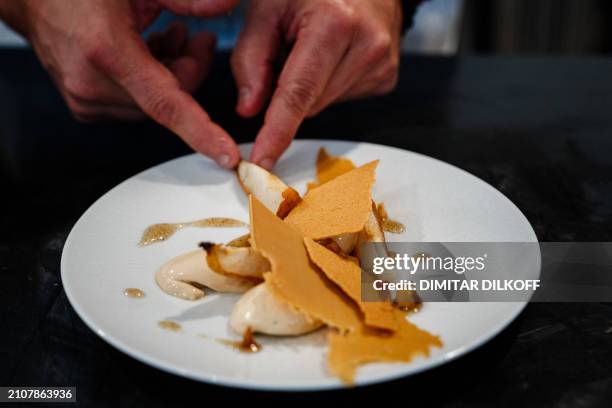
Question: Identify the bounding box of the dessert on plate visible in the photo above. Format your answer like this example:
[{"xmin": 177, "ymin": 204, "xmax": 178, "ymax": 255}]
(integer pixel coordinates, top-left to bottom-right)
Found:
[{"xmin": 151, "ymin": 148, "xmax": 442, "ymax": 384}]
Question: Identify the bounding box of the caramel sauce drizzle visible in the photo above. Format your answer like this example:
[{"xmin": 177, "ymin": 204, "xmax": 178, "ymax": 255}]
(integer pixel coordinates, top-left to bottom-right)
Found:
[
  {"xmin": 215, "ymin": 327, "xmax": 261, "ymax": 353},
  {"xmin": 139, "ymin": 217, "xmax": 247, "ymax": 246},
  {"xmin": 377, "ymin": 203, "xmax": 406, "ymax": 234},
  {"xmin": 226, "ymin": 233, "xmax": 251, "ymax": 248},
  {"xmin": 392, "ymin": 300, "xmax": 423, "ymax": 314},
  {"xmin": 392, "ymin": 288, "xmax": 423, "ymax": 314},
  {"xmin": 123, "ymin": 288, "xmax": 145, "ymax": 298},
  {"xmin": 158, "ymin": 320, "xmax": 182, "ymax": 331}
]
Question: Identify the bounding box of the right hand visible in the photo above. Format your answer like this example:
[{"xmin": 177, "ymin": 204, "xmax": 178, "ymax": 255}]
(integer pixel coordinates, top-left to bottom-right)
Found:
[{"xmin": 0, "ymin": 0, "xmax": 241, "ymax": 168}]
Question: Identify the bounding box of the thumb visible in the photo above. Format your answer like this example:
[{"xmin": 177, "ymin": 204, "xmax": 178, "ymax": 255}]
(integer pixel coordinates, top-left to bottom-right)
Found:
[{"xmin": 158, "ymin": 0, "xmax": 240, "ymax": 17}]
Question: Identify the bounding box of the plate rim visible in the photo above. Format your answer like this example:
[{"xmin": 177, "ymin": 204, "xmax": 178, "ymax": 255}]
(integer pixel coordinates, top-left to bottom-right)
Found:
[{"xmin": 61, "ymin": 139, "xmax": 539, "ymax": 391}]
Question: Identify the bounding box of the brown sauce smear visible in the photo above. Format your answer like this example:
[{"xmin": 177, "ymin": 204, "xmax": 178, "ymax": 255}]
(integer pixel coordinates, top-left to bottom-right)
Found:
[
  {"xmin": 139, "ymin": 217, "xmax": 247, "ymax": 246},
  {"xmin": 377, "ymin": 203, "xmax": 406, "ymax": 234},
  {"xmin": 226, "ymin": 233, "xmax": 251, "ymax": 247},
  {"xmin": 392, "ymin": 300, "xmax": 423, "ymax": 314},
  {"xmin": 392, "ymin": 288, "xmax": 423, "ymax": 314},
  {"xmin": 216, "ymin": 327, "xmax": 261, "ymax": 353},
  {"xmin": 158, "ymin": 320, "xmax": 182, "ymax": 331},
  {"xmin": 124, "ymin": 288, "xmax": 145, "ymax": 298}
]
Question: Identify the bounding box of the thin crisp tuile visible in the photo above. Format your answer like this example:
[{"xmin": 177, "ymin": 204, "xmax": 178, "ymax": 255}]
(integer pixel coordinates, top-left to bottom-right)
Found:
[
  {"xmin": 249, "ymin": 196, "xmax": 362, "ymax": 332},
  {"xmin": 248, "ymin": 158, "xmax": 441, "ymax": 385},
  {"xmin": 307, "ymin": 147, "xmax": 357, "ymax": 190},
  {"xmin": 285, "ymin": 161, "xmax": 379, "ymax": 239},
  {"xmin": 304, "ymin": 238, "xmax": 397, "ymax": 331},
  {"xmin": 328, "ymin": 311, "xmax": 443, "ymax": 385}
]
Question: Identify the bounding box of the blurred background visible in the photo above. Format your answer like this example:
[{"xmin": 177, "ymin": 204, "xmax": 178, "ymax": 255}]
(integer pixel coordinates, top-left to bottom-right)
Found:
[{"xmin": 1, "ymin": 0, "xmax": 611, "ymax": 55}]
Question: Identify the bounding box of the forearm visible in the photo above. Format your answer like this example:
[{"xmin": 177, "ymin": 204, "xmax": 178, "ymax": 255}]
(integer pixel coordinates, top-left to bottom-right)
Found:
[{"xmin": 0, "ymin": 0, "xmax": 31, "ymax": 38}]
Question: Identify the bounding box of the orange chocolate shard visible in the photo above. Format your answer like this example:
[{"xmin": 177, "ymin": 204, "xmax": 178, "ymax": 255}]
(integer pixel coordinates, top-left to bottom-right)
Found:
[
  {"xmin": 307, "ymin": 147, "xmax": 357, "ymax": 190},
  {"xmin": 304, "ymin": 238, "xmax": 397, "ymax": 331},
  {"xmin": 328, "ymin": 311, "xmax": 443, "ymax": 384},
  {"xmin": 285, "ymin": 161, "xmax": 379, "ymax": 239},
  {"xmin": 249, "ymin": 195, "xmax": 361, "ymax": 332}
]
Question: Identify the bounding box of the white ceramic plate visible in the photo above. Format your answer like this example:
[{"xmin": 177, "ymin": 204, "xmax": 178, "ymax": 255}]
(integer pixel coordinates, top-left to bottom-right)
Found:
[{"xmin": 61, "ymin": 140, "xmax": 538, "ymax": 391}]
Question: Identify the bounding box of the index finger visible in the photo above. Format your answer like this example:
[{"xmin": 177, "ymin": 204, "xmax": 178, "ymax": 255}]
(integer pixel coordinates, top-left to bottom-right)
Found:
[
  {"xmin": 90, "ymin": 31, "xmax": 240, "ymax": 168},
  {"xmin": 249, "ymin": 14, "xmax": 352, "ymax": 169}
]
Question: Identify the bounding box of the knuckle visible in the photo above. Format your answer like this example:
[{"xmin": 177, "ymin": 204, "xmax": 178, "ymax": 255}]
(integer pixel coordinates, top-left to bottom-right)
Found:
[
  {"xmin": 366, "ymin": 33, "xmax": 392, "ymax": 64},
  {"xmin": 281, "ymin": 77, "xmax": 319, "ymax": 115},
  {"xmin": 80, "ymin": 31, "xmax": 115, "ymax": 68},
  {"xmin": 326, "ymin": 4, "xmax": 356, "ymax": 34},
  {"xmin": 82, "ymin": 40, "xmax": 109, "ymax": 66},
  {"xmin": 63, "ymin": 77, "xmax": 98, "ymax": 103},
  {"xmin": 368, "ymin": 32, "xmax": 393, "ymax": 61},
  {"xmin": 146, "ymin": 93, "xmax": 178, "ymax": 126},
  {"xmin": 320, "ymin": 2, "xmax": 357, "ymax": 35}
]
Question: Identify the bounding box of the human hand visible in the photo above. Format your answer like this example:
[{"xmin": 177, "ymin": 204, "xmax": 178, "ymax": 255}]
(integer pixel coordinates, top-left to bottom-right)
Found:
[
  {"xmin": 231, "ymin": 0, "xmax": 403, "ymax": 169},
  {"xmin": 0, "ymin": 0, "xmax": 241, "ymax": 168}
]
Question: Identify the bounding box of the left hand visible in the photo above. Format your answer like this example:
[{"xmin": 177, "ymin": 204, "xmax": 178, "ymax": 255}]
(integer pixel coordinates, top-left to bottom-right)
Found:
[
  {"xmin": 231, "ymin": 0, "xmax": 403, "ymax": 169},
  {"xmin": 0, "ymin": 0, "xmax": 244, "ymax": 168}
]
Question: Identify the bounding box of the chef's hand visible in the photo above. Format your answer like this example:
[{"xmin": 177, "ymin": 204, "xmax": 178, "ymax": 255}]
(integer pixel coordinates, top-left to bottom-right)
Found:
[
  {"xmin": 232, "ymin": 0, "xmax": 403, "ymax": 169},
  {"xmin": 0, "ymin": 0, "xmax": 241, "ymax": 168}
]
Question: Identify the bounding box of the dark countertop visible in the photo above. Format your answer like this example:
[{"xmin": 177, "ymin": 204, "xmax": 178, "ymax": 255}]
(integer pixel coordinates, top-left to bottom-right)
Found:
[{"xmin": 1, "ymin": 49, "xmax": 611, "ymax": 407}]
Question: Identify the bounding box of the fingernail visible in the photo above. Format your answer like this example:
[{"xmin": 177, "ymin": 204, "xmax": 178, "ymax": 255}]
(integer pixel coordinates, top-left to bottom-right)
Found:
[
  {"xmin": 216, "ymin": 154, "xmax": 232, "ymax": 168},
  {"xmin": 258, "ymin": 157, "xmax": 275, "ymax": 170},
  {"xmin": 238, "ymin": 87, "xmax": 251, "ymax": 107}
]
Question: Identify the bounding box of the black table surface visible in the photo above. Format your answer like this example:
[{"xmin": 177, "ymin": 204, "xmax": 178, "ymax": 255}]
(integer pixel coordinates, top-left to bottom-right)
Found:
[{"xmin": 1, "ymin": 49, "xmax": 611, "ymax": 407}]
